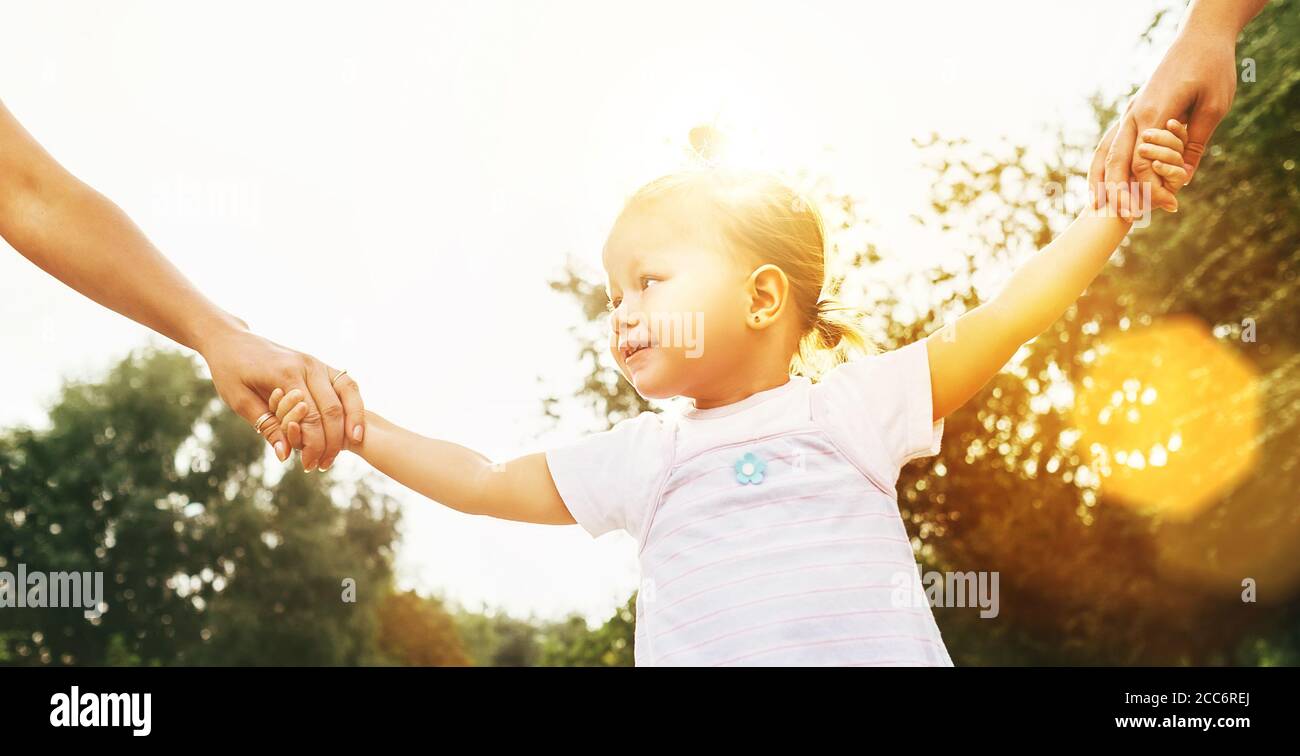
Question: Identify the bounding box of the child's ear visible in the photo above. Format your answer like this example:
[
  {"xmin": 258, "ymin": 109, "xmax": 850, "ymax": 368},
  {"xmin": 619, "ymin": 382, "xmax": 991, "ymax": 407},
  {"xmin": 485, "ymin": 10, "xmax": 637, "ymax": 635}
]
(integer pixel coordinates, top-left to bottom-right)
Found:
[{"xmin": 746, "ymin": 264, "xmax": 790, "ymax": 328}]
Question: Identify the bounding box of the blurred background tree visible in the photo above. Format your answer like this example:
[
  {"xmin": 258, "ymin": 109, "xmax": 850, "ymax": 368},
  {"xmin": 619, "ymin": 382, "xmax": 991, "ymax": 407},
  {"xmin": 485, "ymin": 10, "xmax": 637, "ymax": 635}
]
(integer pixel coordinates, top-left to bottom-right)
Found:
[
  {"xmin": 0, "ymin": 349, "xmax": 402, "ymax": 666},
  {"xmin": 536, "ymin": 593, "xmax": 636, "ymax": 667},
  {"xmin": 376, "ymin": 590, "xmax": 471, "ymax": 666},
  {"xmin": 447, "ymin": 595, "xmax": 634, "ymax": 667},
  {"xmin": 452, "ymin": 603, "xmax": 546, "ymax": 667}
]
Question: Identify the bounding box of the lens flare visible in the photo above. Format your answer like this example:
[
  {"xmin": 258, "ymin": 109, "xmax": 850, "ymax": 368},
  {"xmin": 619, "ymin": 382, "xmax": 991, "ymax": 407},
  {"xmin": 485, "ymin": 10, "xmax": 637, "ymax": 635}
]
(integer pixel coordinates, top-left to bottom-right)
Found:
[{"xmin": 1071, "ymin": 315, "xmax": 1262, "ymax": 520}]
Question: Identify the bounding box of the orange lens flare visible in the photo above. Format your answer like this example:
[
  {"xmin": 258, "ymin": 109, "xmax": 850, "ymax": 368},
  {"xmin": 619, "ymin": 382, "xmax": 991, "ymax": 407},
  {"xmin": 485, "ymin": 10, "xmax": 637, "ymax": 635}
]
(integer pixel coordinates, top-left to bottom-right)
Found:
[{"xmin": 1071, "ymin": 315, "xmax": 1262, "ymax": 521}]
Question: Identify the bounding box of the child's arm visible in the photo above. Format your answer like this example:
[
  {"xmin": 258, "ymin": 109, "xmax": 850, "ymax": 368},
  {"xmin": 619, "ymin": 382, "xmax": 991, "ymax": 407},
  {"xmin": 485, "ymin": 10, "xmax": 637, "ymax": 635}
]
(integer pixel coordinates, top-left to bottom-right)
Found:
[
  {"xmin": 357, "ymin": 415, "xmax": 575, "ymax": 525},
  {"xmin": 926, "ymin": 120, "xmax": 1189, "ymax": 422},
  {"xmin": 269, "ymin": 389, "xmax": 574, "ymax": 525}
]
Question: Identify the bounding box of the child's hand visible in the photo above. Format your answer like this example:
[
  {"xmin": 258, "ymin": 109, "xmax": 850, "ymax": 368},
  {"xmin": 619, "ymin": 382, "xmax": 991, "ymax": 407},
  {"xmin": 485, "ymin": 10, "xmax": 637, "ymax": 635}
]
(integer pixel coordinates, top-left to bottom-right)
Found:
[
  {"xmin": 1134, "ymin": 119, "xmax": 1190, "ymax": 213},
  {"xmin": 266, "ymin": 387, "xmax": 343, "ymax": 460}
]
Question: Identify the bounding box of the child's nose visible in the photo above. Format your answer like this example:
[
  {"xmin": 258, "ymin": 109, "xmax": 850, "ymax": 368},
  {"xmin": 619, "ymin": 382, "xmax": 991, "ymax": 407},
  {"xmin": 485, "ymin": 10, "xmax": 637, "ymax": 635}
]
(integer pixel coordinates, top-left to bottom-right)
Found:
[{"xmin": 610, "ymin": 302, "xmax": 642, "ymax": 333}]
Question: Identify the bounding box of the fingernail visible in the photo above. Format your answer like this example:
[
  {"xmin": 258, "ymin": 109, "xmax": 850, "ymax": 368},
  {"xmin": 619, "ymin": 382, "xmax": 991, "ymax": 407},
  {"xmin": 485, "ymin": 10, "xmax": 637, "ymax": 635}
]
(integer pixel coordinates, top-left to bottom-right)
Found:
[
  {"xmin": 353, "ymin": 425, "xmax": 364, "ymax": 442},
  {"xmin": 275, "ymin": 442, "xmax": 287, "ymax": 461}
]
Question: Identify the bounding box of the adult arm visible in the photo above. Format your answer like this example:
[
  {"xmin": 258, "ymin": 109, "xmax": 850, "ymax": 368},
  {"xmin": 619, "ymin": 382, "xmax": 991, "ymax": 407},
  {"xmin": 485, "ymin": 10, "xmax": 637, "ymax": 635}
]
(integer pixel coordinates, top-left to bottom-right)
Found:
[
  {"xmin": 0, "ymin": 97, "xmax": 363, "ymax": 470},
  {"xmin": 1088, "ymin": 0, "xmax": 1268, "ymax": 217}
]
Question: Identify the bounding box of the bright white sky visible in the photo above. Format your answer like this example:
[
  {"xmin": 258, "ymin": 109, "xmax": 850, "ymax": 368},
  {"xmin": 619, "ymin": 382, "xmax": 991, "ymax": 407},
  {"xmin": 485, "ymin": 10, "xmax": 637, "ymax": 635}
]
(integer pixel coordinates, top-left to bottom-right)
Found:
[{"xmin": 0, "ymin": 0, "xmax": 1172, "ymax": 625}]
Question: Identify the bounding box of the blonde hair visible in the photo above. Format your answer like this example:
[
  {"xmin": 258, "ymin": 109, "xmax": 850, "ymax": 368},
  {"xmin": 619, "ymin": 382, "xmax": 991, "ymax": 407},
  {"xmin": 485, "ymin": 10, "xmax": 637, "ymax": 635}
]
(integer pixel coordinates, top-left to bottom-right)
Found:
[{"xmin": 618, "ymin": 168, "xmax": 872, "ymax": 380}]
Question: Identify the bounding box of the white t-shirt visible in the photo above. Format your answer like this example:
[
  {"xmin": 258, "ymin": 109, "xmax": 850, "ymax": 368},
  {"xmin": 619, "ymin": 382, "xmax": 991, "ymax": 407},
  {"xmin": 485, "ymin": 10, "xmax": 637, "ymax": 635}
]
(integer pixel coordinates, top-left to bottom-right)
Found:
[{"xmin": 545, "ymin": 339, "xmax": 952, "ymax": 666}]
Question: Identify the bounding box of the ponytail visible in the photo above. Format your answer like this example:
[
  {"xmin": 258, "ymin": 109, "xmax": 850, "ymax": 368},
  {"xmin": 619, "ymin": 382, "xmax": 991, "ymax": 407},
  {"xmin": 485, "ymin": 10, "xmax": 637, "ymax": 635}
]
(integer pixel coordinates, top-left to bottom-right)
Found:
[{"xmin": 790, "ymin": 296, "xmax": 873, "ymax": 380}]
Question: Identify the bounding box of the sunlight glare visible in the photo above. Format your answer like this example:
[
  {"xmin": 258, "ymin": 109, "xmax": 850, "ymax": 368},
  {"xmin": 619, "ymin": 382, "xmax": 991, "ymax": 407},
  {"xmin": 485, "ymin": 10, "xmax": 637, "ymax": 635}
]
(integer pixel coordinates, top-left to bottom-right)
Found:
[{"xmin": 1071, "ymin": 315, "xmax": 1262, "ymax": 521}]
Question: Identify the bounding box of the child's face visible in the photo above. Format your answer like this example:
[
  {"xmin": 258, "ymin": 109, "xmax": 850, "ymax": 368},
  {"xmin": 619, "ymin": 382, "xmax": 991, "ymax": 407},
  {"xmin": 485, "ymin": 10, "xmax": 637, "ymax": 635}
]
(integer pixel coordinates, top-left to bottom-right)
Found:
[{"xmin": 602, "ymin": 206, "xmax": 755, "ymax": 401}]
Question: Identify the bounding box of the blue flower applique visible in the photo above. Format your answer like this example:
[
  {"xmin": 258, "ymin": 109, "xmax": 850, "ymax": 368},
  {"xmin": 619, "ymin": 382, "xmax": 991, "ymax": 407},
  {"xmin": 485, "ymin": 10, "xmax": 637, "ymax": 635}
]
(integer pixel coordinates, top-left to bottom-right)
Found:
[{"xmin": 734, "ymin": 452, "xmax": 766, "ymax": 485}]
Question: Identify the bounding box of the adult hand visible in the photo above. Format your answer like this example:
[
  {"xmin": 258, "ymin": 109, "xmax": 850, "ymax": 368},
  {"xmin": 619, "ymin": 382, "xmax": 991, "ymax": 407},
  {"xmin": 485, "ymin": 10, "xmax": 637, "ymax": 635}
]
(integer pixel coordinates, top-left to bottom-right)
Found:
[
  {"xmin": 199, "ymin": 325, "xmax": 365, "ymax": 471},
  {"xmin": 1088, "ymin": 27, "xmax": 1238, "ymax": 217},
  {"xmin": 1, "ymin": 98, "xmax": 369, "ymax": 468}
]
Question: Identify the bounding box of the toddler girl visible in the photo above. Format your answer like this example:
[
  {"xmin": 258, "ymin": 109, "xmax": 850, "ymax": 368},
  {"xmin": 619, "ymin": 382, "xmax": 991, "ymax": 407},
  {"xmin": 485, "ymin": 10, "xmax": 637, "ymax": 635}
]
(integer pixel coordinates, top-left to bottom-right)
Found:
[{"xmin": 267, "ymin": 120, "xmax": 1189, "ymax": 666}]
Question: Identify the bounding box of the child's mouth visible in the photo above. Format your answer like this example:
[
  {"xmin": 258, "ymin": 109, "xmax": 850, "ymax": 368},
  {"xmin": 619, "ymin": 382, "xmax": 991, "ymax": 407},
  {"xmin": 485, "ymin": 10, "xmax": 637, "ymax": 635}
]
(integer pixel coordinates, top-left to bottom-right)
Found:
[
  {"xmin": 622, "ymin": 342, "xmax": 655, "ymax": 364},
  {"xmin": 625, "ymin": 345, "xmax": 651, "ymax": 363}
]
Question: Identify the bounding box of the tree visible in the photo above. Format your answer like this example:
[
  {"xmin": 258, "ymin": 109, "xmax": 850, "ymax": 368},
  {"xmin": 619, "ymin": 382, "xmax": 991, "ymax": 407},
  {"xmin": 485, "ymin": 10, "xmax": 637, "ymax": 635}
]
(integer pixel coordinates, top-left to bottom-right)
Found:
[
  {"xmin": 0, "ymin": 349, "xmax": 401, "ymax": 666},
  {"xmin": 538, "ymin": 593, "xmax": 636, "ymax": 667},
  {"xmin": 376, "ymin": 591, "xmax": 472, "ymax": 666}
]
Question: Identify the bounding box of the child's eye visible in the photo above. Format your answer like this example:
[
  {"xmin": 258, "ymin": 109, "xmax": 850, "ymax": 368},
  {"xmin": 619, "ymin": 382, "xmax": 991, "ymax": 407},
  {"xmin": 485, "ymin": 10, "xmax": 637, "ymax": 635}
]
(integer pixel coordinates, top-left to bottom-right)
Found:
[{"xmin": 604, "ymin": 278, "xmax": 656, "ymax": 312}]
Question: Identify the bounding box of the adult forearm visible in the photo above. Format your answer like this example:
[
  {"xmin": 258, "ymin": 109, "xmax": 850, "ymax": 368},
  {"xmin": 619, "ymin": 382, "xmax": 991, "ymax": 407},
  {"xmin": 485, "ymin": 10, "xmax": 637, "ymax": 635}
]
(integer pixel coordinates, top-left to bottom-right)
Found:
[
  {"xmin": 1, "ymin": 172, "xmax": 243, "ymax": 353},
  {"xmin": 1182, "ymin": 0, "xmax": 1269, "ymax": 40}
]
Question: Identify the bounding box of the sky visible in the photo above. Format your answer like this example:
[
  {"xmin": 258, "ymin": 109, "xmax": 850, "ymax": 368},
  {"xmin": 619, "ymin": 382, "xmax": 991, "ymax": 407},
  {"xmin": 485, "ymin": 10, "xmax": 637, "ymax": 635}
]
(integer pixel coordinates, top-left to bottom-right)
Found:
[{"xmin": 0, "ymin": 0, "xmax": 1174, "ymax": 624}]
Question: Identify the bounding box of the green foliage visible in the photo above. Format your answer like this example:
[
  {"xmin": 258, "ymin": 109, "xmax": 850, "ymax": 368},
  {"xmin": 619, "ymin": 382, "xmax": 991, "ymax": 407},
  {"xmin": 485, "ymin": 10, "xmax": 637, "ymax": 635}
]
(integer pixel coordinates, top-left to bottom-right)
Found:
[
  {"xmin": 445, "ymin": 595, "xmax": 636, "ymax": 667},
  {"xmin": 0, "ymin": 349, "xmax": 401, "ymax": 666},
  {"xmin": 537, "ymin": 593, "xmax": 636, "ymax": 667},
  {"xmin": 452, "ymin": 604, "xmax": 547, "ymax": 667}
]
